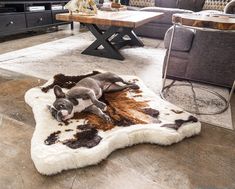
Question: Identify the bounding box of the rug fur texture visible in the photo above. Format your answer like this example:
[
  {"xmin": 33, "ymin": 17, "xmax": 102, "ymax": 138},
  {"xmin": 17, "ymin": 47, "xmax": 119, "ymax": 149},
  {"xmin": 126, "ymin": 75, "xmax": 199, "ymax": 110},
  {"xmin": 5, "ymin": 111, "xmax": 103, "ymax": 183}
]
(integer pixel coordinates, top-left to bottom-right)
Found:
[{"xmin": 25, "ymin": 72, "xmax": 201, "ymax": 175}]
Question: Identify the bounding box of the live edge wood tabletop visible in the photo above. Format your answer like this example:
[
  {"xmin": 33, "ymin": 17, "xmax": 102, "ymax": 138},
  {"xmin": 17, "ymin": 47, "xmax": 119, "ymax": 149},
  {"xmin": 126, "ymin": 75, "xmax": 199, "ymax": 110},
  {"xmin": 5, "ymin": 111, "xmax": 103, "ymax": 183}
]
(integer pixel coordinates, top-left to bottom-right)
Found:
[
  {"xmin": 56, "ymin": 10, "xmax": 163, "ymax": 28},
  {"xmin": 172, "ymin": 13, "xmax": 235, "ymax": 30}
]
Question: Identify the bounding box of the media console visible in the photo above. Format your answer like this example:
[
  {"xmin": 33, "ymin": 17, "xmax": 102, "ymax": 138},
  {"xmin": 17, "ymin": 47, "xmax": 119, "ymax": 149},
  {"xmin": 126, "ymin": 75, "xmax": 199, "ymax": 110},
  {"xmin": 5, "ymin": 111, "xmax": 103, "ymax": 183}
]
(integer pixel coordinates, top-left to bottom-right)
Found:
[{"xmin": 0, "ymin": 0, "xmax": 73, "ymax": 37}]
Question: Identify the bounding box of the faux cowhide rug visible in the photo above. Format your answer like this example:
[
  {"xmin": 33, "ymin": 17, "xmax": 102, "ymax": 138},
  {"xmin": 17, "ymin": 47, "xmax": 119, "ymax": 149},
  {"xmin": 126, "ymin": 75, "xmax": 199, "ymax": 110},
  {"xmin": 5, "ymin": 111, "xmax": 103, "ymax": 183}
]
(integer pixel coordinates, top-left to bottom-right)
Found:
[{"xmin": 25, "ymin": 71, "xmax": 201, "ymax": 175}]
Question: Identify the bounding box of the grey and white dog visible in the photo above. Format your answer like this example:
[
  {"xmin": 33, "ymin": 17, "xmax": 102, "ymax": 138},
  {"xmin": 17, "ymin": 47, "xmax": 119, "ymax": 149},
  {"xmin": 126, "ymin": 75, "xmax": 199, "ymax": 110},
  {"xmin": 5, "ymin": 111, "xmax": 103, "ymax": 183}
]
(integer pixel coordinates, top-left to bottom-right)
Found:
[{"xmin": 48, "ymin": 72, "xmax": 139, "ymax": 122}]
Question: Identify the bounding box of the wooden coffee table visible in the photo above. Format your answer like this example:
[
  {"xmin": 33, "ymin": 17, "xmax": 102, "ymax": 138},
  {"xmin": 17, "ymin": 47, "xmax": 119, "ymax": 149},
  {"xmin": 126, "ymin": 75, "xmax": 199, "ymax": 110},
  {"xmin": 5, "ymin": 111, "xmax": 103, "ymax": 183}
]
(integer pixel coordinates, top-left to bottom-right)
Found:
[
  {"xmin": 56, "ymin": 10, "xmax": 163, "ymax": 60},
  {"xmin": 161, "ymin": 13, "xmax": 235, "ymax": 115},
  {"xmin": 172, "ymin": 13, "xmax": 235, "ymax": 30}
]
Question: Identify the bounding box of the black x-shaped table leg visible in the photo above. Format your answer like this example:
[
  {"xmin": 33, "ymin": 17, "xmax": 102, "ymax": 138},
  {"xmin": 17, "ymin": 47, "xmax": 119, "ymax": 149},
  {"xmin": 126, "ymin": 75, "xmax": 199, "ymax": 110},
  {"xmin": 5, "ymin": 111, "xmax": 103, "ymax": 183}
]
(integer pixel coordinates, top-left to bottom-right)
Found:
[{"xmin": 81, "ymin": 24, "xmax": 144, "ymax": 60}]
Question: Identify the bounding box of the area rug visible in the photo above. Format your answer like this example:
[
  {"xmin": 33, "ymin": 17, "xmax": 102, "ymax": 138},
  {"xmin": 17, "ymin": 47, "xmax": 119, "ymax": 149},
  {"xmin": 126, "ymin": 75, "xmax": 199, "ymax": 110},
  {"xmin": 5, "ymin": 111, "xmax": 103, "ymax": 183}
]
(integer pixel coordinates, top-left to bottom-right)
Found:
[
  {"xmin": 24, "ymin": 72, "xmax": 201, "ymax": 175},
  {"xmin": 0, "ymin": 32, "xmax": 232, "ymax": 129},
  {"xmin": 163, "ymin": 80, "xmax": 233, "ymax": 130}
]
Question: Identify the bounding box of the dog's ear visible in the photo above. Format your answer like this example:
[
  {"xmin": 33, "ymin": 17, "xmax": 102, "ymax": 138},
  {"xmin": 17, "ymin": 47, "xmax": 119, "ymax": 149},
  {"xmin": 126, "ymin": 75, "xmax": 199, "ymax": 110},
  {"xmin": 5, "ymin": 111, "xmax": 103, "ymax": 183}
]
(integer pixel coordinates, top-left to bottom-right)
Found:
[
  {"xmin": 47, "ymin": 105, "xmax": 57, "ymax": 118},
  {"xmin": 47, "ymin": 105, "xmax": 54, "ymax": 112},
  {"xmin": 54, "ymin": 85, "xmax": 65, "ymax": 98},
  {"xmin": 68, "ymin": 98, "xmax": 79, "ymax": 106}
]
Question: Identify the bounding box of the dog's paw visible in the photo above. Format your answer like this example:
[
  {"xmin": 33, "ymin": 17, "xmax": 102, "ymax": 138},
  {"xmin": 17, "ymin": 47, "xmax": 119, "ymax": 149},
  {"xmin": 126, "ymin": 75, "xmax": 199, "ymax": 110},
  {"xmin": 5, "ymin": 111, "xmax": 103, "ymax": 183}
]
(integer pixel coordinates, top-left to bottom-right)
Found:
[
  {"xmin": 102, "ymin": 114, "xmax": 112, "ymax": 123},
  {"xmin": 98, "ymin": 102, "xmax": 107, "ymax": 111},
  {"xmin": 130, "ymin": 84, "xmax": 140, "ymax": 90}
]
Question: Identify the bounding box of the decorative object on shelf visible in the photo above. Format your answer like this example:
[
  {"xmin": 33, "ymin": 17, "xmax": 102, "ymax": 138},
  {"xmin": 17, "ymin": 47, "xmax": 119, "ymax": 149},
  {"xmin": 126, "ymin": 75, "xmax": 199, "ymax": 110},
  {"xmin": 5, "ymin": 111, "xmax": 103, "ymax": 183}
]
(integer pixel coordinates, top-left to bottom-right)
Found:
[
  {"xmin": 111, "ymin": 2, "xmax": 121, "ymax": 8},
  {"xmin": 100, "ymin": 0, "xmax": 126, "ymax": 11},
  {"xmin": 101, "ymin": 2, "xmax": 112, "ymax": 9},
  {"xmin": 65, "ymin": 0, "xmax": 98, "ymax": 15},
  {"xmin": 100, "ymin": 4, "xmax": 127, "ymax": 11}
]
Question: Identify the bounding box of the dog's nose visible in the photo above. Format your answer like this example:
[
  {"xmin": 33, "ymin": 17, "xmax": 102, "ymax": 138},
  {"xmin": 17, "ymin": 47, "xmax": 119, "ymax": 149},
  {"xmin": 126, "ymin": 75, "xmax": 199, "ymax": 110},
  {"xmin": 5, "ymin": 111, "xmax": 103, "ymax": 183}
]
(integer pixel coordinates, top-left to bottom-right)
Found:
[{"xmin": 61, "ymin": 110, "xmax": 68, "ymax": 116}]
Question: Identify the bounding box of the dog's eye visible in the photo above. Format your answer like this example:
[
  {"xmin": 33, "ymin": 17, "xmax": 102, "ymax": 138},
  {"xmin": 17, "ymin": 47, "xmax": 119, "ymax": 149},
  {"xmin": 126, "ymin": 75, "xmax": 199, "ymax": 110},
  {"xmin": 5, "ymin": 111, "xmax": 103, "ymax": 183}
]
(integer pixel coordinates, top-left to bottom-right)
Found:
[{"xmin": 59, "ymin": 104, "xmax": 64, "ymax": 109}]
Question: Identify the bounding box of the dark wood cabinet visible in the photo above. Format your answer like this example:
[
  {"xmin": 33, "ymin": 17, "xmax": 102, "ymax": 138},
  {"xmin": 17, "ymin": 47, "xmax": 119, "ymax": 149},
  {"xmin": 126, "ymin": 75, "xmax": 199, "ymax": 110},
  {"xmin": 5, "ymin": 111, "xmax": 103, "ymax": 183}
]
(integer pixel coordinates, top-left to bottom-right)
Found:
[
  {"xmin": 0, "ymin": 1, "xmax": 73, "ymax": 37},
  {"xmin": 26, "ymin": 11, "xmax": 53, "ymax": 27},
  {"xmin": 0, "ymin": 13, "xmax": 26, "ymax": 32}
]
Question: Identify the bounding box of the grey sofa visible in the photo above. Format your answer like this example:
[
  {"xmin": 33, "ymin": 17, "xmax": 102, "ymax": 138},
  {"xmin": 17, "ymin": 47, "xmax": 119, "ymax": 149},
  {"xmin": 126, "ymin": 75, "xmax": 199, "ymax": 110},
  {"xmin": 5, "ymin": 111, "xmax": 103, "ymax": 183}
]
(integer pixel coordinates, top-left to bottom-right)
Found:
[
  {"xmin": 122, "ymin": 0, "xmax": 205, "ymax": 39},
  {"xmin": 163, "ymin": 25, "xmax": 235, "ymax": 88},
  {"xmin": 121, "ymin": 0, "xmax": 234, "ymax": 88},
  {"xmin": 162, "ymin": 1, "xmax": 235, "ymax": 88}
]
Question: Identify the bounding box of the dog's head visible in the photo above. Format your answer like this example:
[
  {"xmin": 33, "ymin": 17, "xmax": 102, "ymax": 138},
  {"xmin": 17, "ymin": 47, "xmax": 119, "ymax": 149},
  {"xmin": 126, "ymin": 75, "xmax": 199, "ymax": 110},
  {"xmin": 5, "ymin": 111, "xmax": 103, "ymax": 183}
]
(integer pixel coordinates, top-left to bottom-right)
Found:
[{"xmin": 47, "ymin": 85, "xmax": 77, "ymax": 122}]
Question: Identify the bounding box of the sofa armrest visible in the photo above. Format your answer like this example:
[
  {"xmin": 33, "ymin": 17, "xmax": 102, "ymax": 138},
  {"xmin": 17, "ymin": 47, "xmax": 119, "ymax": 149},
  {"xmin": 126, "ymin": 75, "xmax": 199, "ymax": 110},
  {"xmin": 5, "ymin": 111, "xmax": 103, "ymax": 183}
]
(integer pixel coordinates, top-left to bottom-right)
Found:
[{"xmin": 164, "ymin": 26, "xmax": 195, "ymax": 52}]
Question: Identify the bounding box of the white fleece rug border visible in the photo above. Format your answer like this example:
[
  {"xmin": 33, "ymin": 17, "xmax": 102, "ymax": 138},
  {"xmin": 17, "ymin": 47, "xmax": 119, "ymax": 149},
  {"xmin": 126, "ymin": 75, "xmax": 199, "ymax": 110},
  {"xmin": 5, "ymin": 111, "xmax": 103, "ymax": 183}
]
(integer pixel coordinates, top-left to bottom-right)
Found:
[{"xmin": 25, "ymin": 75, "xmax": 201, "ymax": 175}]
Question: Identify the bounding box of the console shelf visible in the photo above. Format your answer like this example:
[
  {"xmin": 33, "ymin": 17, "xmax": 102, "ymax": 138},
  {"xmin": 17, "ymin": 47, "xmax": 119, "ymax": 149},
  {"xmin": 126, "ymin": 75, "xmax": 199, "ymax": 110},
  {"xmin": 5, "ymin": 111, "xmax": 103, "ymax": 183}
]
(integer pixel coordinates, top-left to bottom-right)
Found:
[{"xmin": 0, "ymin": 0, "xmax": 73, "ymax": 37}]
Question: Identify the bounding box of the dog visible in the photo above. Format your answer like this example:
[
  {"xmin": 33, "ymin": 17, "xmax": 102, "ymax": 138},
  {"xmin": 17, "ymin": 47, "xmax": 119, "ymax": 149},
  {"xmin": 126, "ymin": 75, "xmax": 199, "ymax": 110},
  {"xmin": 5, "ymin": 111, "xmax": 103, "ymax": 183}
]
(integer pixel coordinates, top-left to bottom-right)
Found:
[{"xmin": 48, "ymin": 72, "xmax": 139, "ymax": 122}]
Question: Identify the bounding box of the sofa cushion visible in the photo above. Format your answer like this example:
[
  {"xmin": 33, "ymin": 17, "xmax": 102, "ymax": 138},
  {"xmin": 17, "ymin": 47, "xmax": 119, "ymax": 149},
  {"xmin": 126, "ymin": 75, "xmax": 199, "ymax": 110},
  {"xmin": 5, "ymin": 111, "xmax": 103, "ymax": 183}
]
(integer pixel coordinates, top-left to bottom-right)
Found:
[
  {"xmin": 155, "ymin": 0, "xmax": 177, "ymax": 8},
  {"xmin": 203, "ymin": 0, "xmax": 232, "ymax": 11},
  {"xmin": 177, "ymin": 0, "xmax": 205, "ymax": 11},
  {"xmin": 140, "ymin": 7, "xmax": 193, "ymax": 24},
  {"xmin": 224, "ymin": 0, "xmax": 235, "ymax": 13},
  {"xmin": 135, "ymin": 22, "xmax": 172, "ymax": 39},
  {"xmin": 129, "ymin": 0, "xmax": 155, "ymax": 7},
  {"xmin": 164, "ymin": 26, "xmax": 195, "ymax": 52}
]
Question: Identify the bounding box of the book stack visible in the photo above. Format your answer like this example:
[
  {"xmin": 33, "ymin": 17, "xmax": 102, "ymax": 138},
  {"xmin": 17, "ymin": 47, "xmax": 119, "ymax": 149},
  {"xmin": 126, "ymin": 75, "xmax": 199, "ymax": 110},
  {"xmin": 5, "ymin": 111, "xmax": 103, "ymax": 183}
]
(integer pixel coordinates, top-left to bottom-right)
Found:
[
  {"xmin": 26, "ymin": 6, "xmax": 45, "ymax": 12},
  {"xmin": 51, "ymin": 4, "xmax": 63, "ymax": 11}
]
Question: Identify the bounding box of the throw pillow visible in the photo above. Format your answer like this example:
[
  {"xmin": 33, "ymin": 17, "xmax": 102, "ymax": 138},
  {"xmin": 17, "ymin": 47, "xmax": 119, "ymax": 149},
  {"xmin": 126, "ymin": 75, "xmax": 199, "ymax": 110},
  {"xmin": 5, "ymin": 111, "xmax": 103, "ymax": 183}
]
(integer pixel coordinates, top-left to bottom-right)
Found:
[
  {"xmin": 224, "ymin": 0, "xmax": 235, "ymax": 13},
  {"xmin": 129, "ymin": 0, "xmax": 155, "ymax": 7},
  {"xmin": 203, "ymin": 0, "xmax": 232, "ymax": 11}
]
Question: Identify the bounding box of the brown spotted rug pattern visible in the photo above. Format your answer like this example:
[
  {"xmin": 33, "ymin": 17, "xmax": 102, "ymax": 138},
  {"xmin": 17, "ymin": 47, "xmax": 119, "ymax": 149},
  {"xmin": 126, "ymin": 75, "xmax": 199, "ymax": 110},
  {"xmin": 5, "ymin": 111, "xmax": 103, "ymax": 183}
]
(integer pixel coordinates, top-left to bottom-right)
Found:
[{"xmin": 25, "ymin": 72, "xmax": 201, "ymax": 175}]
